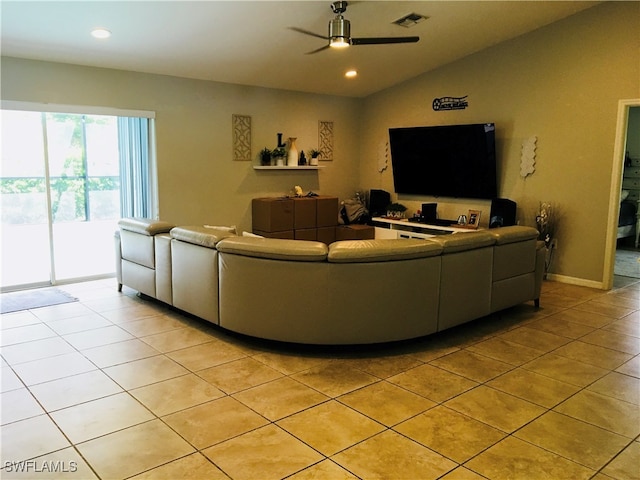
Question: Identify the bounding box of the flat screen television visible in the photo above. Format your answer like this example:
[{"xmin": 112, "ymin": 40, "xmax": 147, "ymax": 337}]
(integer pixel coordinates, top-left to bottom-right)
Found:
[{"xmin": 389, "ymin": 123, "xmax": 497, "ymax": 199}]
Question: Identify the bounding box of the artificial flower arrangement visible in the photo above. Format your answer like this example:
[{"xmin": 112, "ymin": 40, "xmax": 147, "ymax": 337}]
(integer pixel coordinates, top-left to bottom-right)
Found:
[{"xmin": 535, "ymin": 202, "xmax": 557, "ymax": 277}]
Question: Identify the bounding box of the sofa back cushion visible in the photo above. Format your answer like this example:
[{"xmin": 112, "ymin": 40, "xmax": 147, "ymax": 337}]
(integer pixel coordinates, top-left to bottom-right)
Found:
[
  {"xmin": 487, "ymin": 226, "xmax": 538, "ymax": 281},
  {"xmin": 326, "ymin": 256, "xmax": 441, "ymax": 343},
  {"xmin": 437, "ymin": 246, "xmax": 493, "ymax": 331},
  {"xmin": 119, "ymin": 218, "xmax": 176, "ymax": 269},
  {"xmin": 218, "ymin": 253, "xmax": 329, "ymax": 342},
  {"xmin": 492, "ymin": 239, "xmax": 538, "ymax": 281},
  {"xmin": 120, "ymin": 230, "xmax": 156, "ymax": 268},
  {"xmin": 171, "ymin": 239, "xmax": 220, "ymax": 324}
]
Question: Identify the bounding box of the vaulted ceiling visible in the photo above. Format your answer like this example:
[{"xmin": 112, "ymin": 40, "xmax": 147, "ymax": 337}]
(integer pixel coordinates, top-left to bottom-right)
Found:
[{"xmin": 1, "ymin": 1, "xmax": 599, "ymax": 98}]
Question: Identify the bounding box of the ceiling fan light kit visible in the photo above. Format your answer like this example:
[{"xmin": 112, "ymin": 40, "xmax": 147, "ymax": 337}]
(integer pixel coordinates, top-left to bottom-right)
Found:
[
  {"xmin": 292, "ymin": 1, "xmax": 420, "ymax": 54},
  {"xmin": 330, "ymin": 37, "xmax": 350, "ymax": 48},
  {"xmin": 329, "ymin": 16, "xmax": 350, "ymax": 48}
]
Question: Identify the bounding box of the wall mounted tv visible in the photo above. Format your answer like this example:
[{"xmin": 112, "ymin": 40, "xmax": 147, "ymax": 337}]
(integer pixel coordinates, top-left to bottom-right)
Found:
[{"xmin": 389, "ymin": 123, "xmax": 497, "ymax": 199}]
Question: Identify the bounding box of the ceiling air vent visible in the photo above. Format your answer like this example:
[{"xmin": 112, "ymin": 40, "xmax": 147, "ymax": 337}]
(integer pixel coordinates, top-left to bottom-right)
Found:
[{"xmin": 393, "ymin": 13, "xmax": 428, "ymax": 28}]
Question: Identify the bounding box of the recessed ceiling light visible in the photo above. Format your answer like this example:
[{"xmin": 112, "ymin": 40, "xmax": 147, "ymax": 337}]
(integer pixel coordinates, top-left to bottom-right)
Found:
[
  {"xmin": 345, "ymin": 70, "xmax": 357, "ymax": 78},
  {"xmin": 91, "ymin": 28, "xmax": 111, "ymax": 39}
]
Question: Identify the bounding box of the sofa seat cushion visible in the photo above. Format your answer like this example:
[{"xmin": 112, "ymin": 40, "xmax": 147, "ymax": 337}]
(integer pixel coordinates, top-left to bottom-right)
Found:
[
  {"xmin": 488, "ymin": 226, "xmax": 539, "ymax": 245},
  {"xmin": 216, "ymin": 237, "xmax": 328, "ymax": 261},
  {"xmin": 429, "ymin": 231, "xmax": 495, "ymax": 253},
  {"xmin": 170, "ymin": 226, "xmax": 235, "ymax": 249},
  {"xmin": 118, "ymin": 218, "xmax": 175, "ymax": 236},
  {"xmin": 328, "ymin": 239, "xmax": 442, "ymax": 263}
]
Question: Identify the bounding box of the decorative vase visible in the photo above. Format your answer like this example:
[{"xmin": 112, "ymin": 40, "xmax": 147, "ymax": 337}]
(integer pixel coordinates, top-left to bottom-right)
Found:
[{"xmin": 287, "ymin": 137, "xmax": 298, "ymax": 167}]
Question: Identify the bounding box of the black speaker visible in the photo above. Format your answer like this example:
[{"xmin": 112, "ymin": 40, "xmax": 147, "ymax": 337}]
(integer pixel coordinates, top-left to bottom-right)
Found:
[
  {"xmin": 369, "ymin": 189, "xmax": 391, "ymax": 217},
  {"xmin": 489, "ymin": 198, "xmax": 517, "ymax": 228},
  {"xmin": 421, "ymin": 203, "xmax": 437, "ymax": 222}
]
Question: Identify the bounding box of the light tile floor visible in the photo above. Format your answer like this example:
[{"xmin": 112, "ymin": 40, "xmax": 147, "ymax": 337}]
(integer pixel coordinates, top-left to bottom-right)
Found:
[{"xmin": 1, "ymin": 277, "xmax": 639, "ymax": 480}]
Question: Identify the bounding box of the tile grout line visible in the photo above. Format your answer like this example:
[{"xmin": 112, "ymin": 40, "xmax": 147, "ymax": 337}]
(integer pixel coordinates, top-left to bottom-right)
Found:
[{"xmin": 1, "ymin": 279, "xmax": 637, "ymax": 479}]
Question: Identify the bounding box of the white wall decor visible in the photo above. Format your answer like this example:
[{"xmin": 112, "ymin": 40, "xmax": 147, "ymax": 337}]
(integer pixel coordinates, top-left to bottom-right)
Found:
[
  {"xmin": 378, "ymin": 140, "xmax": 389, "ymax": 173},
  {"xmin": 520, "ymin": 135, "xmax": 537, "ymax": 177}
]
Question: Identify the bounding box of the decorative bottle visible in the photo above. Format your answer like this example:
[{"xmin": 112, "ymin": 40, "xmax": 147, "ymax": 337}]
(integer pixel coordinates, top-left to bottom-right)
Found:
[{"xmin": 287, "ymin": 137, "xmax": 298, "ymax": 167}]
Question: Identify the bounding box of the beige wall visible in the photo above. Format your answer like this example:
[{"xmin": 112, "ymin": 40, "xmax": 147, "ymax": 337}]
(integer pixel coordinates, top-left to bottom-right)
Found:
[
  {"xmin": 2, "ymin": 2, "xmax": 639, "ymax": 286},
  {"xmin": 359, "ymin": 1, "xmax": 640, "ymax": 286},
  {"xmin": 0, "ymin": 58, "xmax": 362, "ymax": 231}
]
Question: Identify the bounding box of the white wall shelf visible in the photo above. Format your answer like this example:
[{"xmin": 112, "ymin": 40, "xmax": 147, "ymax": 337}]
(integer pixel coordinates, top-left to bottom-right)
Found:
[{"xmin": 253, "ymin": 166, "xmax": 324, "ymax": 170}]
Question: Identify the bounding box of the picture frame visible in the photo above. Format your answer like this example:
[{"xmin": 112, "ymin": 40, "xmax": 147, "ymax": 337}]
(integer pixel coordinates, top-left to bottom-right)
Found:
[{"xmin": 466, "ymin": 209, "xmax": 481, "ymax": 229}]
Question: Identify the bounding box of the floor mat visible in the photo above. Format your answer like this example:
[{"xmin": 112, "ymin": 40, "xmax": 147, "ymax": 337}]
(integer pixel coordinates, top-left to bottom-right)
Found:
[{"xmin": 1, "ymin": 288, "xmax": 78, "ymax": 314}]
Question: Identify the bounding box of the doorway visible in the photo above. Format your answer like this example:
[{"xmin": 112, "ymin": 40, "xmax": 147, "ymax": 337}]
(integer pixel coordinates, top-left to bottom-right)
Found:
[
  {"xmin": 614, "ymin": 106, "xmax": 640, "ymax": 279},
  {"xmin": 1, "ymin": 107, "xmax": 155, "ymax": 291},
  {"xmin": 604, "ymin": 100, "xmax": 640, "ymax": 288}
]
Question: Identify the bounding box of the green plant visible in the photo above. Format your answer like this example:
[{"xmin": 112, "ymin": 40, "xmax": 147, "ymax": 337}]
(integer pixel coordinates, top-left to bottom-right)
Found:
[
  {"xmin": 272, "ymin": 147, "xmax": 286, "ymax": 158},
  {"xmin": 387, "ymin": 202, "xmax": 407, "ymax": 212},
  {"xmin": 308, "ymin": 149, "xmax": 321, "ymax": 158},
  {"xmin": 260, "ymin": 147, "xmax": 272, "ymax": 165}
]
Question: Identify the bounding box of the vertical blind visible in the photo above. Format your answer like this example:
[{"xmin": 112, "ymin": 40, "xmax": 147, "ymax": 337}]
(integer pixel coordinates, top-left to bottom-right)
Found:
[{"xmin": 118, "ymin": 117, "xmax": 151, "ymax": 218}]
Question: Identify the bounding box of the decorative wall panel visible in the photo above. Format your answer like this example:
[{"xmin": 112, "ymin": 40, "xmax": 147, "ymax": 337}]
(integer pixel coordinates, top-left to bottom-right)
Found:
[
  {"xmin": 318, "ymin": 121, "xmax": 334, "ymax": 161},
  {"xmin": 232, "ymin": 114, "xmax": 252, "ymax": 161}
]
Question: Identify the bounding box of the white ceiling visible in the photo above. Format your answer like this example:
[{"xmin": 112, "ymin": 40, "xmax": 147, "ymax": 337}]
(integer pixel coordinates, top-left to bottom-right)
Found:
[{"xmin": 1, "ymin": 1, "xmax": 599, "ymax": 98}]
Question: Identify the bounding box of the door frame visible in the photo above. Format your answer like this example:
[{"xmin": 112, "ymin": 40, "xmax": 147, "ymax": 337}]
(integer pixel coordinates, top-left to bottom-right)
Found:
[{"xmin": 603, "ymin": 98, "xmax": 640, "ymax": 290}]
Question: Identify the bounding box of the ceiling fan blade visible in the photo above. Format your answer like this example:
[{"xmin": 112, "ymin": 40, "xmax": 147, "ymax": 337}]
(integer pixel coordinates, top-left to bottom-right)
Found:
[
  {"xmin": 289, "ymin": 27, "xmax": 328, "ymax": 41},
  {"xmin": 351, "ymin": 36, "xmax": 419, "ymax": 45},
  {"xmin": 306, "ymin": 44, "xmax": 331, "ymax": 55}
]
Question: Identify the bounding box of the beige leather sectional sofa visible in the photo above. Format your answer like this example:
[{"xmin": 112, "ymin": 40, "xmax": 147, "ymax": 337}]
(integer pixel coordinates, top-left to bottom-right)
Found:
[{"xmin": 115, "ymin": 218, "xmax": 545, "ymax": 345}]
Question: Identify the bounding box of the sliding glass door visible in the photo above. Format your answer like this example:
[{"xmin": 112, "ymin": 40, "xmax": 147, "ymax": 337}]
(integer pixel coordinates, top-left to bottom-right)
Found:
[
  {"xmin": 46, "ymin": 113, "xmax": 120, "ymax": 281},
  {"xmin": 1, "ymin": 107, "xmax": 154, "ymax": 291},
  {"xmin": 1, "ymin": 110, "xmax": 51, "ymax": 287}
]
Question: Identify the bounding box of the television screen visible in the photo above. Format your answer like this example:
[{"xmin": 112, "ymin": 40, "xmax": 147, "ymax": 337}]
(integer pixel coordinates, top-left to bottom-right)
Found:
[{"xmin": 389, "ymin": 123, "xmax": 497, "ymax": 199}]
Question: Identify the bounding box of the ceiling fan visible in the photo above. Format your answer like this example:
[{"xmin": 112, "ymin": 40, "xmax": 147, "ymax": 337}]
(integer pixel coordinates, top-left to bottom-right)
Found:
[{"xmin": 290, "ymin": 1, "xmax": 420, "ymax": 54}]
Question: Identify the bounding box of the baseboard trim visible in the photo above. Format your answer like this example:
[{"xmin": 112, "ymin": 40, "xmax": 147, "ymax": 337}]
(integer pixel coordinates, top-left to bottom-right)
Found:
[{"xmin": 546, "ymin": 273, "xmax": 605, "ymax": 290}]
